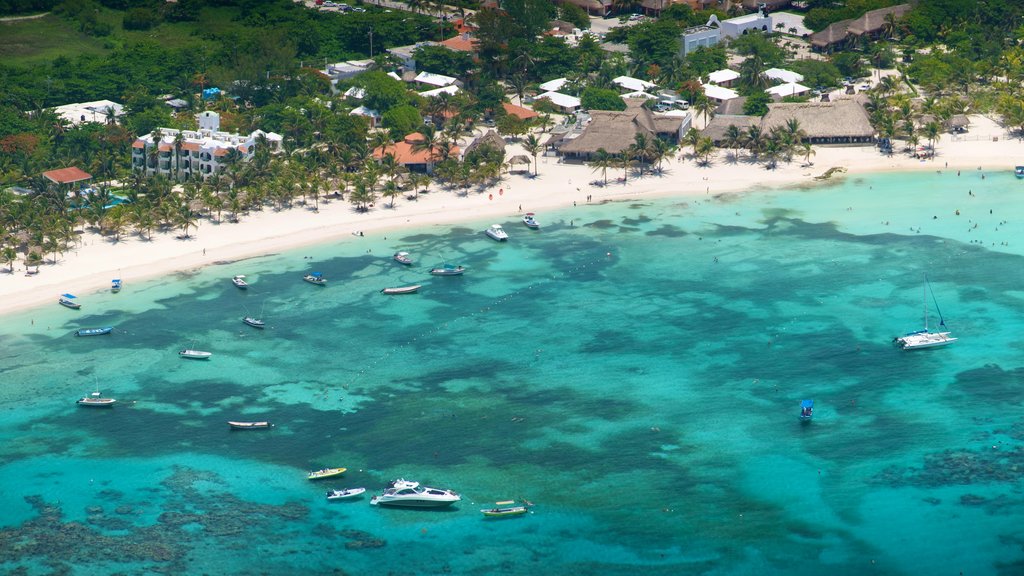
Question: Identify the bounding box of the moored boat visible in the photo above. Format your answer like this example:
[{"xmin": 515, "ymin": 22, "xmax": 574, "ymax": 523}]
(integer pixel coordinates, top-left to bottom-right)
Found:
[
  {"xmin": 243, "ymin": 317, "xmax": 265, "ymax": 329},
  {"xmin": 485, "ymin": 224, "xmax": 509, "ymax": 242},
  {"xmin": 179, "ymin": 349, "xmax": 212, "ymax": 360},
  {"xmin": 893, "ymin": 276, "xmax": 956, "ymax": 350},
  {"xmin": 59, "ymin": 294, "xmax": 81, "ymax": 309},
  {"xmin": 799, "ymin": 399, "xmax": 814, "ymax": 420},
  {"xmin": 228, "ymin": 421, "xmax": 272, "ymax": 430},
  {"xmin": 111, "ymin": 279, "xmax": 122, "ymax": 293},
  {"xmin": 76, "ymin": 326, "xmax": 113, "ymax": 337},
  {"xmin": 1015, "ymin": 166, "xmax": 1024, "ymax": 179},
  {"xmin": 326, "ymin": 487, "xmax": 366, "ymax": 500},
  {"xmin": 481, "ymin": 500, "xmax": 529, "ymax": 518},
  {"xmin": 304, "ymin": 272, "xmax": 327, "ymax": 285},
  {"xmin": 369, "ymin": 479, "xmax": 461, "ymax": 508},
  {"xmin": 308, "ymin": 467, "xmax": 347, "ymax": 480},
  {"xmin": 381, "ymin": 285, "xmax": 421, "ymax": 295},
  {"xmin": 394, "ymin": 251, "xmax": 413, "ymax": 265},
  {"xmin": 232, "ymin": 275, "xmax": 249, "ymax": 289},
  {"xmin": 522, "ymin": 213, "xmax": 540, "ymax": 229},
  {"xmin": 77, "ymin": 391, "xmax": 116, "ymax": 407},
  {"xmin": 429, "ymin": 264, "xmax": 465, "ymax": 276}
]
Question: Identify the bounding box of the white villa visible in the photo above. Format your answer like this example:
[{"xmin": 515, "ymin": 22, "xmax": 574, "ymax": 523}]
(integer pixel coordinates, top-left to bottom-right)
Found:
[
  {"xmin": 49, "ymin": 100, "xmax": 125, "ymax": 126},
  {"xmin": 132, "ymin": 111, "xmax": 283, "ymax": 181}
]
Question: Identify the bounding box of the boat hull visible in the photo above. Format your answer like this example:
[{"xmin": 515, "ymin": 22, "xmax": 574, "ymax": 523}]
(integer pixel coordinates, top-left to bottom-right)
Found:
[
  {"xmin": 381, "ymin": 285, "xmax": 421, "ymax": 295},
  {"xmin": 308, "ymin": 468, "xmax": 347, "ymax": 480},
  {"xmin": 228, "ymin": 421, "xmax": 271, "ymax": 429},
  {"xmin": 59, "ymin": 299, "xmax": 81, "ymax": 309},
  {"xmin": 370, "ymin": 498, "xmax": 459, "ymax": 508},
  {"xmin": 77, "ymin": 398, "xmax": 116, "ymax": 407},
  {"xmin": 327, "ymin": 488, "xmax": 366, "ymax": 500},
  {"xmin": 895, "ymin": 332, "xmax": 957, "ymax": 350},
  {"xmin": 76, "ymin": 327, "xmax": 113, "ymax": 336},
  {"xmin": 430, "ymin": 267, "xmax": 464, "ymax": 276},
  {"xmin": 179, "ymin": 350, "xmax": 212, "ymax": 359},
  {"xmin": 482, "ymin": 507, "xmax": 528, "ymax": 517},
  {"xmin": 242, "ymin": 318, "xmax": 265, "ymax": 329}
]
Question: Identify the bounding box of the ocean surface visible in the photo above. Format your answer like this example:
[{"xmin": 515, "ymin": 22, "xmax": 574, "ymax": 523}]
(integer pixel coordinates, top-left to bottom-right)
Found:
[{"xmin": 1, "ymin": 169, "xmax": 1023, "ymax": 575}]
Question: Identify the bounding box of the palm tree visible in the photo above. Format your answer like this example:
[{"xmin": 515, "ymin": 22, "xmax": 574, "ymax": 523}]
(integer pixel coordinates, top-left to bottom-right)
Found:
[
  {"xmin": 175, "ymin": 204, "xmax": 199, "ymax": 238},
  {"xmin": 745, "ymin": 126, "xmax": 765, "ymax": 160},
  {"xmin": 1, "ymin": 244, "xmax": 16, "ymax": 273},
  {"xmin": 173, "ymin": 131, "xmax": 185, "ymax": 181},
  {"xmin": 802, "ymin": 142, "xmax": 816, "ymax": 166},
  {"xmin": 682, "ymin": 128, "xmax": 701, "ymax": 160},
  {"xmin": 617, "ymin": 155, "xmax": 634, "ymax": 183},
  {"xmin": 409, "ymin": 127, "xmax": 439, "ymax": 172},
  {"xmin": 589, "ymin": 149, "xmax": 614, "ymax": 186},
  {"xmin": 693, "ymin": 95, "xmax": 715, "ymax": 128},
  {"xmin": 382, "ymin": 180, "xmax": 401, "ymax": 208},
  {"xmin": 522, "ymin": 134, "xmax": 542, "ymax": 177},
  {"xmin": 739, "ymin": 55, "xmax": 768, "ymax": 91},
  {"xmin": 723, "ymin": 124, "xmax": 743, "ymax": 162},
  {"xmin": 649, "ymin": 138, "xmax": 672, "ymax": 173},
  {"xmin": 695, "ymin": 136, "xmax": 716, "ymax": 166},
  {"xmin": 630, "ymin": 133, "xmax": 652, "ymax": 176},
  {"xmin": 923, "ymin": 121, "xmax": 941, "ymax": 158}
]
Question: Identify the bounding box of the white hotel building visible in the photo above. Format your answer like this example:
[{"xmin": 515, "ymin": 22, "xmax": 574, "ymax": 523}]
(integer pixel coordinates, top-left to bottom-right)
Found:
[{"xmin": 132, "ymin": 111, "xmax": 283, "ymax": 180}]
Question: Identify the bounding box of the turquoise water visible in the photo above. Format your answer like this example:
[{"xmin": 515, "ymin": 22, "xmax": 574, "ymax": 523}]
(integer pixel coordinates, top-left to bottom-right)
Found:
[{"xmin": 2, "ymin": 170, "xmax": 1023, "ymax": 575}]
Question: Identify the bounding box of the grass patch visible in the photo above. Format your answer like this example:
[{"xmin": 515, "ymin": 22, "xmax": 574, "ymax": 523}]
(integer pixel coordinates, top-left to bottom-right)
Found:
[{"xmin": 0, "ymin": 14, "xmax": 109, "ymax": 65}]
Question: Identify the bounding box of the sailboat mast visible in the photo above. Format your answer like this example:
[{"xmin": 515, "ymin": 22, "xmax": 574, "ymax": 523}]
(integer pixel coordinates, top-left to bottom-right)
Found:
[{"xmin": 922, "ymin": 280, "xmax": 928, "ymax": 331}]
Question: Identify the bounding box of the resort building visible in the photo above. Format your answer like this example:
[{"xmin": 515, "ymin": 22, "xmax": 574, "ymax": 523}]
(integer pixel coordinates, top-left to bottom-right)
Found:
[
  {"xmin": 719, "ymin": 8, "xmax": 772, "ymax": 39},
  {"xmin": 702, "ymin": 99, "xmax": 875, "ymax": 145},
  {"xmin": 534, "ymin": 91, "xmax": 582, "ymax": 114},
  {"xmin": 48, "ymin": 100, "xmax": 124, "ymax": 126},
  {"xmin": 680, "ymin": 21, "xmax": 720, "ymax": 56},
  {"xmin": 502, "ymin": 102, "xmax": 539, "ymax": 121},
  {"xmin": 703, "ymin": 83, "xmax": 740, "ymax": 103},
  {"xmin": 131, "ymin": 111, "xmax": 283, "ymax": 181},
  {"xmin": 707, "ymin": 69, "xmax": 740, "ymax": 87},
  {"xmin": 555, "ymin": 100, "xmax": 688, "ymax": 160},
  {"xmin": 371, "ymin": 132, "xmax": 460, "ymax": 174},
  {"xmin": 810, "ymin": 3, "xmax": 911, "ymax": 52}
]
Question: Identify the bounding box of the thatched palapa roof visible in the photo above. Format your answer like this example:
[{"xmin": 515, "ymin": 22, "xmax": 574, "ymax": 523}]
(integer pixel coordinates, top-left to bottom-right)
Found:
[
  {"xmin": 508, "ymin": 155, "xmax": 531, "ymax": 165},
  {"xmin": 847, "ymin": 4, "xmax": 912, "ymax": 36},
  {"xmin": 761, "ymin": 100, "xmax": 874, "ymax": 139},
  {"xmin": 702, "ymin": 115, "xmax": 758, "ymax": 145},
  {"xmin": 465, "ymin": 130, "xmax": 506, "ymax": 156},
  {"xmin": 948, "ymin": 114, "xmax": 970, "ymax": 128},
  {"xmin": 810, "ymin": 19, "xmax": 853, "ymax": 48},
  {"xmin": 559, "ymin": 101, "xmax": 684, "ymax": 155}
]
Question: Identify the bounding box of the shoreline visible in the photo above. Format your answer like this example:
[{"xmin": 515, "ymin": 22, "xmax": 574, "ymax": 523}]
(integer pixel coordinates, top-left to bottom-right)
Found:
[{"xmin": 2, "ymin": 115, "xmax": 1020, "ymax": 318}]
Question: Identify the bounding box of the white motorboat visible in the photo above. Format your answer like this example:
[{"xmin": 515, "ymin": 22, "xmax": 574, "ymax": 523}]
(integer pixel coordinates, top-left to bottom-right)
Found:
[
  {"xmin": 485, "ymin": 224, "xmax": 509, "ymax": 242},
  {"xmin": 522, "ymin": 213, "xmax": 540, "ymax": 229},
  {"xmin": 394, "ymin": 251, "xmax": 413, "ymax": 265},
  {"xmin": 243, "ymin": 317, "xmax": 265, "ymax": 329},
  {"xmin": 381, "ymin": 285, "xmax": 421, "ymax": 295},
  {"xmin": 179, "ymin": 349, "xmax": 212, "ymax": 360},
  {"xmin": 232, "ymin": 275, "xmax": 249, "ymax": 289},
  {"xmin": 894, "ymin": 276, "xmax": 956, "ymax": 350},
  {"xmin": 369, "ymin": 479, "xmax": 461, "ymax": 508},
  {"xmin": 77, "ymin": 391, "xmax": 116, "ymax": 407},
  {"xmin": 326, "ymin": 487, "xmax": 366, "ymax": 500},
  {"xmin": 59, "ymin": 294, "xmax": 81, "ymax": 309},
  {"xmin": 430, "ymin": 264, "xmax": 465, "ymax": 276}
]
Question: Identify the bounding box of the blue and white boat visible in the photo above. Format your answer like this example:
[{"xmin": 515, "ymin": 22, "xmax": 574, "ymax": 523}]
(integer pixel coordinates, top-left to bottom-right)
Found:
[
  {"xmin": 111, "ymin": 279, "xmax": 122, "ymax": 293},
  {"xmin": 303, "ymin": 272, "xmax": 327, "ymax": 285},
  {"xmin": 1015, "ymin": 166, "xmax": 1024, "ymax": 179},
  {"xmin": 799, "ymin": 399, "xmax": 813, "ymax": 420},
  {"xmin": 59, "ymin": 294, "xmax": 80, "ymax": 309},
  {"xmin": 76, "ymin": 327, "xmax": 113, "ymax": 337}
]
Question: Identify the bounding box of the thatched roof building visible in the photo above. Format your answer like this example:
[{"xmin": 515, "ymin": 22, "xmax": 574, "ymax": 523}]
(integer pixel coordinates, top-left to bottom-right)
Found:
[
  {"xmin": 760, "ymin": 100, "xmax": 875, "ymax": 144},
  {"xmin": 847, "ymin": 4, "xmax": 912, "ymax": 37},
  {"xmin": 947, "ymin": 114, "xmax": 970, "ymax": 132},
  {"xmin": 557, "ymin": 101, "xmax": 686, "ymax": 159},
  {"xmin": 702, "ymin": 115, "xmax": 758, "ymax": 145},
  {"xmin": 810, "ymin": 19, "xmax": 853, "ymax": 51},
  {"xmin": 464, "ymin": 130, "xmax": 506, "ymax": 157}
]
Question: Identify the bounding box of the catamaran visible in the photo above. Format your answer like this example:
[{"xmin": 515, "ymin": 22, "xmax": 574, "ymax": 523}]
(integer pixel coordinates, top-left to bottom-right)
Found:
[{"xmin": 894, "ymin": 276, "xmax": 957, "ymax": 350}]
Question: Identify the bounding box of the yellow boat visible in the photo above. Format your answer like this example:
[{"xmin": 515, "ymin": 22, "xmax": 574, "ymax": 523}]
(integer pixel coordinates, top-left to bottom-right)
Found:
[
  {"xmin": 308, "ymin": 467, "xmax": 347, "ymax": 480},
  {"xmin": 481, "ymin": 500, "xmax": 529, "ymax": 518}
]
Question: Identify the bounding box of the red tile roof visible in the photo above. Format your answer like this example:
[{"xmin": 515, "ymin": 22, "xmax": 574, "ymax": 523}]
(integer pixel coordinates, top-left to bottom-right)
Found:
[
  {"xmin": 181, "ymin": 142, "xmax": 201, "ymax": 152},
  {"xmin": 132, "ymin": 140, "xmax": 145, "ymax": 148},
  {"xmin": 502, "ymin": 102, "xmax": 539, "ymax": 120},
  {"xmin": 440, "ymin": 34, "xmax": 477, "ymax": 52},
  {"xmin": 42, "ymin": 166, "xmax": 92, "ymax": 185},
  {"xmin": 158, "ymin": 143, "xmax": 173, "ymax": 152},
  {"xmin": 372, "ymin": 141, "xmax": 460, "ymax": 165}
]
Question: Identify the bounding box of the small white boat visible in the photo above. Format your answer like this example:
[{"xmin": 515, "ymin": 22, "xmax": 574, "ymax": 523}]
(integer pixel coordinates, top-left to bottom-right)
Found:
[
  {"xmin": 522, "ymin": 213, "xmax": 540, "ymax": 229},
  {"xmin": 430, "ymin": 264, "xmax": 465, "ymax": 276},
  {"xmin": 327, "ymin": 487, "xmax": 366, "ymax": 500},
  {"xmin": 111, "ymin": 279, "xmax": 122, "ymax": 293},
  {"xmin": 179, "ymin": 349, "xmax": 212, "ymax": 360},
  {"xmin": 232, "ymin": 275, "xmax": 249, "ymax": 289},
  {"xmin": 59, "ymin": 294, "xmax": 81, "ymax": 309},
  {"xmin": 381, "ymin": 285, "xmax": 421, "ymax": 295},
  {"xmin": 243, "ymin": 317, "xmax": 265, "ymax": 329},
  {"xmin": 1015, "ymin": 166, "xmax": 1024, "ymax": 179},
  {"xmin": 485, "ymin": 224, "xmax": 509, "ymax": 242},
  {"xmin": 228, "ymin": 421, "xmax": 272, "ymax": 430},
  {"xmin": 304, "ymin": 272, "xmax": 327, "ymax": 285},
  {"xmin": 77, "ymin": 391, "xmax": 116, "ymax": 407},
  {"xmin": 369, "ymin": 479, "xmax": 461, "ymax": 508},
  {"xmin": 394, "ymin": 251, "xmax": 413, "ymax": 265}
]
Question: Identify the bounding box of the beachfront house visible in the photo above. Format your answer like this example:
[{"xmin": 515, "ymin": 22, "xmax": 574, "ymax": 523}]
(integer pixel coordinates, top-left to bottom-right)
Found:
[
  {"xmin": 372, "ymin": 132, "xmax": 460, "ymax": 174},
  {"xmin": 703, "ymin": 83, "xmax": 740, "ymax": 104},
  {"xmin": 706, "ymin": 69, "xmax": 740, "ymax": 87},
  {"xmin": 534, "ymin": 91, "xmax": 582, "ymax": 114},
  {"xmin": 132, "ymin": 111, "xmax": 283, "ymax": 181},
  {"xmin": 556, "ymin": 100, "xmax": 688, "ymax": 161}
]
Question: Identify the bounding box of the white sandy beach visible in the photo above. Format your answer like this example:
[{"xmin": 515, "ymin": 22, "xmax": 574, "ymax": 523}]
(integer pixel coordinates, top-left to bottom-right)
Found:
[{"xmin": 3, "ymin": 114, "xmax": 1021, "ymax": 317}]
